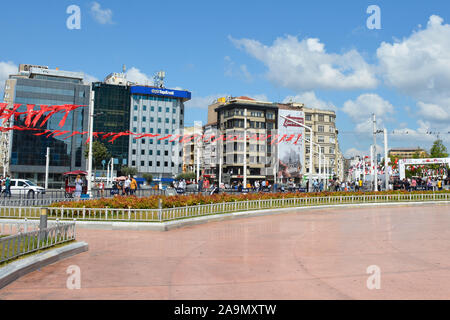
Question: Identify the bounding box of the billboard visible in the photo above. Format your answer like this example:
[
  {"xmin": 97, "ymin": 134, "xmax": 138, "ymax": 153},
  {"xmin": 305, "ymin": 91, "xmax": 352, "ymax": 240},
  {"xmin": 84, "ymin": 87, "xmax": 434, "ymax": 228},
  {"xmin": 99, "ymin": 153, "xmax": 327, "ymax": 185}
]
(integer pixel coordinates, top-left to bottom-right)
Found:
[
  {"xmin": 277, "ymin": 109, "xmax": 305, "ymax": 181},
  {"xmin": 130, "ymin": 86, "xmax": 191, "ymax": 100}
]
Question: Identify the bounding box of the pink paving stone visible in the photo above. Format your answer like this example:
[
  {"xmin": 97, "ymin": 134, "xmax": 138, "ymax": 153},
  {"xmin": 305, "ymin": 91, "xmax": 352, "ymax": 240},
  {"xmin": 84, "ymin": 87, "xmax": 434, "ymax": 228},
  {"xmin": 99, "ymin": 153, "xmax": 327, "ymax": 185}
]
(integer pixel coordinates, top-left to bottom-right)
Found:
[{"xmin": 1, "ymin": 203, "xmax": 450, "ymax": 300}]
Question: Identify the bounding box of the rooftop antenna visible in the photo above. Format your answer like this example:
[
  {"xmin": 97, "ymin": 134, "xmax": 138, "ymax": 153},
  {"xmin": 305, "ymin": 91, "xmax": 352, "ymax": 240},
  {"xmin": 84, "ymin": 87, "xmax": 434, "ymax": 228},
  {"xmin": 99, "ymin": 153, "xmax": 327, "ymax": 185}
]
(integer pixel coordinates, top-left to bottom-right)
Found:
[{"xmin": 153, "ymin": 70, "xmax": 165, "ymax": 88}]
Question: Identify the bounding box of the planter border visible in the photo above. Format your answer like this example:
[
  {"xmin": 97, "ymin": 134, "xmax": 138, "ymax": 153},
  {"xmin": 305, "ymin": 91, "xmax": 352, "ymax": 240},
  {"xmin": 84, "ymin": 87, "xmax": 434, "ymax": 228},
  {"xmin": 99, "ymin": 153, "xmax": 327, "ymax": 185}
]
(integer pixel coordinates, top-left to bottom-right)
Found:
[{"xmin": 0, "ymin": 241, "xmax": 88, "ymax": 289}]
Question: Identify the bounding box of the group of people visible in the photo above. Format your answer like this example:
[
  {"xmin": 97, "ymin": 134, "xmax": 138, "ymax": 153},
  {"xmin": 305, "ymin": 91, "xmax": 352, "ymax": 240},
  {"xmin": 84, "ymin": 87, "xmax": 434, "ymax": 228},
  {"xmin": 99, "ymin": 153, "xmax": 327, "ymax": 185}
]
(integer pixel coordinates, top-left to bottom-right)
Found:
[
  {"xmin": 396, "ymin": 177, "xmax": 447, "ymax": 191},
  {"xmin": 112, "ymin": 176, "xmax": 138, "ymax": 196}
]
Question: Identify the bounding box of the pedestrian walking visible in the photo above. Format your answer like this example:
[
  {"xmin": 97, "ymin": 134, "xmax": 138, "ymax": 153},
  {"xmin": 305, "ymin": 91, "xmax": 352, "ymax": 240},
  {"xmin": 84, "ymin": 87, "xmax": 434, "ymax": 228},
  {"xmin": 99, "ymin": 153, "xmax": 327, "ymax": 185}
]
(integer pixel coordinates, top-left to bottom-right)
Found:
[
  {"xmin": 74, "ymin": 174, "xmax": 83, "ymax": 198},
  {"xmin": 130, "ymin": 176, "xmax": 137, "ymax": 195},
  {"xmin": 124, "ymin": 176, "xmax": 131, "ymax": 195}
]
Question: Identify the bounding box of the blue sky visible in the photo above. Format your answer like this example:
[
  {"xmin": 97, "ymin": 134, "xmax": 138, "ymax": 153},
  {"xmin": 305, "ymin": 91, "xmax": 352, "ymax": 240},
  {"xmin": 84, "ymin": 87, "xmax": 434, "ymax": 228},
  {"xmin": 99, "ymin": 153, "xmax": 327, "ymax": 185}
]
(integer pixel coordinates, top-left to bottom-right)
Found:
[{"xmin": 1, "ymin": 0, "xmax": 450, "ymax": 157}]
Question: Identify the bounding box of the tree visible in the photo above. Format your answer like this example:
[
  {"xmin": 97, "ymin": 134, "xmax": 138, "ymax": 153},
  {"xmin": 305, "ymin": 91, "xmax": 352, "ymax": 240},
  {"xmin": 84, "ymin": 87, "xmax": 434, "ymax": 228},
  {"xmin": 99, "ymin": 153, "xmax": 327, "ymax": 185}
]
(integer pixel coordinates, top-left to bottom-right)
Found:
[
  {"xmin": 430, "ymin": 139, "xmax": 449, "ymax": 158},
  {"xmin": 143, "ymin": 173, "xmax": 153, "ymax": 185},
  {"xmin": 84, "ymin": 141, "xmax": 111, "ymax": 170},
  {"xmin": 121, "ymin": 166, "xmax": 138, "ymax": 177},
  {"xmin": 175, "ymin": 172, "xmax": 196, "ymax": 180}
]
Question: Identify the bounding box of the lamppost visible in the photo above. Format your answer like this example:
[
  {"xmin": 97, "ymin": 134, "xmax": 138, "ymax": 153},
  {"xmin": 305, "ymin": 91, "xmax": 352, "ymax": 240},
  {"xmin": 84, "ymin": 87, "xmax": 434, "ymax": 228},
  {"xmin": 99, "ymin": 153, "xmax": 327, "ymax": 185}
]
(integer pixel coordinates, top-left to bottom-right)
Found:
[
  {"xmin": 279, "ymin": 115, "xmax": 314, "ymax": 192},
  {"xmin": 86, "ymin": 89, "xmax": 104, "ymax": 196}
]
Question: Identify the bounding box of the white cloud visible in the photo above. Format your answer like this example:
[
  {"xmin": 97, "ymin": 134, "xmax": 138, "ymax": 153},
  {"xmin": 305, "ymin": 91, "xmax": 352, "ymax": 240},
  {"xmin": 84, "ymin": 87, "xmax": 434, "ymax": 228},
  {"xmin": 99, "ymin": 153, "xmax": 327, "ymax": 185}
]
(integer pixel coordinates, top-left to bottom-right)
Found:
[
  {"xmin": 83, "ymin": 73, "xmax": 99, "ymax": 85},
  {"xmin": 185, "ymin": 94, "xmax": 228, "ymax": 110},
  {"xmin": 283, "ymin": 91, "xmax": 336, "ymax": 111},
  {"xmin": 125, "ymin": 67, "xmax": 152, "ymax": 85},
  {"xmin": 342, "ymin": 93, "xmax": 395, "ymax": 124},
  {"xmin": 230, "ymin": 35, "xmax": 377, "ymax": 91},
  {"xmin": 224, "ymin": 56, "xmax": 252, "ymax": 82},
  {"xmin": 377, "ymin": 15, "xmax": 450, "ymax": 123},
  {"xmin": 0, "ymin": 61, "xmax": 17, "ymax": 98},
  {"xmin": 344, "ymin": 147, "xmax": 365, "ymax": 158},
  {"xmin": 90, "ymin": 2, "xmax": 114, "ymax": 25}
]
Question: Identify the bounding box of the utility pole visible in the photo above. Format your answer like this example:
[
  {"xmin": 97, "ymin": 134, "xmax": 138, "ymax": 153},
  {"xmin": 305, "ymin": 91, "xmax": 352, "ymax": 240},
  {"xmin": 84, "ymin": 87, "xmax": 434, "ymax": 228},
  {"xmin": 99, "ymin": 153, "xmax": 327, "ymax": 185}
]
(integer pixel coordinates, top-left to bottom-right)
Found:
[
  {"xmin": 243, "ymin": 108, "xmax": 247, "ymax": 188},
  {"xmin": 372, "ymin": 113, "xmax": 378, "ymax": 191},
  {"xmin": 87, "ymin": 90, "xmax": 95, "ymax": 196},
  {"xmin": 45, "ymin": 147, "xmax": 50, "ymax": 189},
  {"xmin": 384, "ymin": 128, "xmax": 389, "ymax": 191}
]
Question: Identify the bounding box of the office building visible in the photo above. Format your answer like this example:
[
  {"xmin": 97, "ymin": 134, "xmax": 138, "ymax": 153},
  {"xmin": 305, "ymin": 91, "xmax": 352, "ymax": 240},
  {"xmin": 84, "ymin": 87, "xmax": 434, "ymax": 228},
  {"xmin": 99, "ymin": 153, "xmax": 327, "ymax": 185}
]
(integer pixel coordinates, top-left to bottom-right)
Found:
[
  {"xmin": 92, "ymin": 71, "xmax": 131, "ymax": 168},
  {"xmin": 388, "ymin": 148, "xmax": 428, "ymax": 159},
  {"xmin": 129, "ymin": 85, "xmax": 191, "ymax": 179},
  {"xmin": 4, "ymin": 64, "xmax": 90, "ymax": 187}
]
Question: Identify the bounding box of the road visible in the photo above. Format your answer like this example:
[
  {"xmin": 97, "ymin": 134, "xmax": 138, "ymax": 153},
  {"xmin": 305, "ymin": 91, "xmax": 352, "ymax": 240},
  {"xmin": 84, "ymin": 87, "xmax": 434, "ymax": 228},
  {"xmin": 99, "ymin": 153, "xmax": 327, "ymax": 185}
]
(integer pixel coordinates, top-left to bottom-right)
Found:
[{"xmin": 1, "ymin": 203, "xmax": 450, "ymax": 300}]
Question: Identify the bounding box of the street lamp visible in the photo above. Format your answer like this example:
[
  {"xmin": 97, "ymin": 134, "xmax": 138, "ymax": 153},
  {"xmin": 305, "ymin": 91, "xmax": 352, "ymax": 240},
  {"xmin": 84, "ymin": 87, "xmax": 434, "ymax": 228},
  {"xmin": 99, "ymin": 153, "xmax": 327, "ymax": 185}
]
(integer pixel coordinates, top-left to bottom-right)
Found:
[
  {"xmin": 279, "ymin": 115, "xmax": 314, "ymax": 192},
  {"xmin": 86, "ymin": 89, "xmax": 104, "ymax": 197}
]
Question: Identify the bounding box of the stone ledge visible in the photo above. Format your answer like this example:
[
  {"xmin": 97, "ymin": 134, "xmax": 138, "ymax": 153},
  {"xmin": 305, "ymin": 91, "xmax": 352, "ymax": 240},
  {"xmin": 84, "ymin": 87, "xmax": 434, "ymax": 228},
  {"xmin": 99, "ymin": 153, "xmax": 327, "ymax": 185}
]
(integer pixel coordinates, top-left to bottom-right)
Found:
[{"xmin": 0, "ymin": 241, "xmax": 88, "ymax": 289}]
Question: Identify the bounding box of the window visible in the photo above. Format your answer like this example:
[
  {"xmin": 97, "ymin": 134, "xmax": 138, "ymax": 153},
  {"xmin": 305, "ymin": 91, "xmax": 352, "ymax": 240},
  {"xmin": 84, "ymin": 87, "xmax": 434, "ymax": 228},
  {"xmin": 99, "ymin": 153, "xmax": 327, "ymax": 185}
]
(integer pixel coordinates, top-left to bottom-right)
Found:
[
  {"xmin": 157, "ymin": 129, "xmax": 161, "ymax": 134},
  {"xmin": 132, "ymin": 161, "xmax": 136, "ymax": 166},
  {"xmin": 158, "ymin": 118, "xmax": 161, "ymax": 123},
  {"xmin": 133, "ymin": 127, "xmax": 137, "ymax": 132},
  {"xmin": 165, "ymin": 150, "xmax": 168, "ymax": 156},
  {"xmin": 149, "ymin": 161, "xmax": 152, "ymax": 166},
  {"xmin": 157, "ymin": 140, "xmax": 161, "ymax": 145},
  {"xmin": 157, "ymin": 161, "xmax": 160, "ymax": 167},
  {"xmin": 172, "ymin": 119, "xmax": 176, "ymax": 124},
  {"xmin": 141, "ymin": 150, "xmax": 145, "ymax": 155},
  {"xmin": 165, "ymin": 129, "xmax": 169, "ymax": 134},
  {"xmin": 321, "ymin": 147, "xmax": 325, "ymax": 153},
  {"xmin": 142, "ymin": 116, "xmax": 146, "ymax": 122},
  {"xmin": 150, "ymin": 140, "xmax": 153, "ymax": 144},
  {"xmin": 306, "ymin": 147, "xmax": 310, "ymax": 154},
  {"xmin": 143, "ymin": 105, "xmax": 147, "ymax": 111},
  {"xmin": 150, "ymin": 117, "xmax": 154, "ymax": 122},
  {"xmin": 165, "ymin": 118, "xmax": 169, "ymax": 124},
  {"xmin": 330, "ymin": 147, "xmax": 335, "ymax": 154},
  {"xmin": 149, "ymin": 150, "xmax": 153, "ymax": 155},
  {"xmin": 157, "ymin": 151, "xmax": 161, "ymax": 156},
  {"xmin": 158, "ymin": 107, "xmax": 162, "ymax": 112},
  {"xmin": 151, "ymin": 106, "xmax": 154, "ymax": 112},
  {"xmin": 164, "ymin": 161, "xmax": 168, "ymax": 167},
  {"xmin": 318, "ymin": 136, "xmax": 325, "ymax": 143},
  {"xmin": 173, "ymin": 108, "xmax": 176, "ymax": 113},
  {"xmin": 318, "ymin": 125, "xmax": 324, "ymax": 133},
  {"xmin": 133, "ymin": 116, "xmax": 137, "ymax": 121},
  {"xmin": 166, "ymin": 107, "xmax": 169, "ymax": 113},
  {"xmin": 150, "ymin": 128, "xmax": 154, "ymax": 133},
  {"xmin": 132, "ymin": 149, "xmax": 136, "ymax": 155},
  {"xmin": 134, "ymin": 105, "xmax": 138, "ymax": 111},
  {"xmin": 305, "ymin": 114, "xmax": 312, "ymax": 121},
  {"xmin": 318, "ymin": 115, "xmax": 324, "ymax": 122},
  {"xmin": 141, "ymin": 161, "xmax": 145, "ymax": 166},
  {"xmin": 329, "ymin": 126, "xmax": 334, "ymax": 133},
  {"xmin": 142, "ymin": 127, "xmax": 146, "ymax": 133},
  {"xmin": 141, "ymin": 139, "xmax": 145, "ymax": 144}
]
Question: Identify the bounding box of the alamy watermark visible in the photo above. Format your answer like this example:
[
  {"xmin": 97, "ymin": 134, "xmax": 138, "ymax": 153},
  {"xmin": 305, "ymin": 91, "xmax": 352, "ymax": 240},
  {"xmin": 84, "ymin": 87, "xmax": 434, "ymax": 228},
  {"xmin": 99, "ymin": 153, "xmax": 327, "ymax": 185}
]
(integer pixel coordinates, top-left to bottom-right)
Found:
[
  {"xmin": 66, "ymin": 5, "xmax": 81, "ymax": 30},
  {"xmin": 366, "ymin": 265, "xmax": 381, "ymax": 290},
  {"xmin": 366, "ymin": 5, "xmax": 381, "ymax": 30},
  {"xmin": 66, "ymin": 265, "xmax": 81, "ymax": 289}
]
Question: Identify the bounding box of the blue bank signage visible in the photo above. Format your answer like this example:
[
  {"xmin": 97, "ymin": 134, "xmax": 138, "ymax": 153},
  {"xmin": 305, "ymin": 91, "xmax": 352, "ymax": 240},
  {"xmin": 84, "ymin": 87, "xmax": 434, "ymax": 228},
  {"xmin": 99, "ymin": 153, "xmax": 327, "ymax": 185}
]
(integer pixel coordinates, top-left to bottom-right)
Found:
[{"xmin": 130, "ymin": 86, "xmax": 191, "ymax": 100}]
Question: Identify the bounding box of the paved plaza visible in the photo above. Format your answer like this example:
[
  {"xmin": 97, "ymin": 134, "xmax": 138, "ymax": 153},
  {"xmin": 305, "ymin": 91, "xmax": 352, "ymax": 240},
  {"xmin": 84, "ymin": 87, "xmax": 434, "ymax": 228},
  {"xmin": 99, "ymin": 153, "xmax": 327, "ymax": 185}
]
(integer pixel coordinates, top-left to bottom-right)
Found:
[{"xmin": 1, "ymin": 203, "xmax": 450, "ymax": 300}]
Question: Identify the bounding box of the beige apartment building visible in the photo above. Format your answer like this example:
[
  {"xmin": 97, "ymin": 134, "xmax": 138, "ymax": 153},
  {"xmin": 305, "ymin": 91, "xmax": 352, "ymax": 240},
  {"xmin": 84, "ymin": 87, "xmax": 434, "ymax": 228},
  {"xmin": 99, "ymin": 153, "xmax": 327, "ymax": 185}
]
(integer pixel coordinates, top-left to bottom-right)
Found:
[{"xmin": 203, "ymin": 97, "xmax": 344, "ymax": 184}]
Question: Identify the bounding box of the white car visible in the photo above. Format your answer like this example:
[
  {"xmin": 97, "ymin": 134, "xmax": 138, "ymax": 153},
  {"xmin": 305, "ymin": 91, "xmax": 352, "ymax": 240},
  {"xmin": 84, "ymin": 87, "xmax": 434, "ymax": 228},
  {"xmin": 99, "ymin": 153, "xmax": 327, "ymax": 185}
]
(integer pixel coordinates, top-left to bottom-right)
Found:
[{"xmin": 9, "ymin": 179, "xmax": 46, "ymax": 197}]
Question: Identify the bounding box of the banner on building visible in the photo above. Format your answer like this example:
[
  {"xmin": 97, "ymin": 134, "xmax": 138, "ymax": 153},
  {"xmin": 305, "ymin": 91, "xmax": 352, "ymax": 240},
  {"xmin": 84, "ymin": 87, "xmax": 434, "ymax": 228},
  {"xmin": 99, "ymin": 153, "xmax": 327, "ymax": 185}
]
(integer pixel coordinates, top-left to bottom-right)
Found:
[{"xmin": 277, "ymin": 109, "xmax": 305, "ymax": 181}]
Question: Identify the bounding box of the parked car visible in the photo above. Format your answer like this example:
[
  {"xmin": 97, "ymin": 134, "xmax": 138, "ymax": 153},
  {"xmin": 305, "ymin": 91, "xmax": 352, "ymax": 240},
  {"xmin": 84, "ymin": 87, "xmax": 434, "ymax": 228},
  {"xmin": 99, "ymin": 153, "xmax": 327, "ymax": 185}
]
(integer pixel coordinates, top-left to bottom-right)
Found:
[{"xmin": 10, "ymin": 179, "xmax": 46, "ymax": 198}]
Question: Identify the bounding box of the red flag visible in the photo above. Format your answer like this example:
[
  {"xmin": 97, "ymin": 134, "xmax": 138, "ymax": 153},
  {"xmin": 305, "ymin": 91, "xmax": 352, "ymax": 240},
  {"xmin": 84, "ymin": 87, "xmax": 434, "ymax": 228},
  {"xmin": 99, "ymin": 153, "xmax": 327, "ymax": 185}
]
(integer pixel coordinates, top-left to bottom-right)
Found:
[{"xmin": 25, "ymin": 104, "xmax": 36, "ymax": 127}]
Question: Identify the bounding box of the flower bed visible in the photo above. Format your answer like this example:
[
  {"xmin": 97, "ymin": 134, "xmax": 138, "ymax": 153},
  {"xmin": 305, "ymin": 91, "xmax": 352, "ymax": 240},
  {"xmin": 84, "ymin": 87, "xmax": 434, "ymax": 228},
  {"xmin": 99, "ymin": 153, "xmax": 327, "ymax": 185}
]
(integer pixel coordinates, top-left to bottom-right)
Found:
[{"xmin": 50, "ymin": 190, "xmax": 450, "ymax": 210}]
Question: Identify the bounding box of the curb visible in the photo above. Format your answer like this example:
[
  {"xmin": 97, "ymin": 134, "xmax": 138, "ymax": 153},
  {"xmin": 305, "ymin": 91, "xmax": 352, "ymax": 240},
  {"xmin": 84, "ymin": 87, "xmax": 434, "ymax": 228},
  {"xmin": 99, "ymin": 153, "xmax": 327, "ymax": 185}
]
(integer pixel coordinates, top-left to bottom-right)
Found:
[
  {"xmin": 65, "ymin": 200, "xmax": 450, "ymax": 231},
  {"xmin": 0, "ymin": 241, "xmax": 89, "ymax": 289}
]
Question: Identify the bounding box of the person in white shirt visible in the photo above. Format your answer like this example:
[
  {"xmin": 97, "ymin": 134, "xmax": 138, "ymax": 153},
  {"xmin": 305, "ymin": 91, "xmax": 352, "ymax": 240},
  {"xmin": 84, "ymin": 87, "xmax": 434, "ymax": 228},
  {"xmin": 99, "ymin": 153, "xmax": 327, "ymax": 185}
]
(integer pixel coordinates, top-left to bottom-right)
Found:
[{"xmin": 124, "ymin": 176, "xmax": 131, "ymax": 195}]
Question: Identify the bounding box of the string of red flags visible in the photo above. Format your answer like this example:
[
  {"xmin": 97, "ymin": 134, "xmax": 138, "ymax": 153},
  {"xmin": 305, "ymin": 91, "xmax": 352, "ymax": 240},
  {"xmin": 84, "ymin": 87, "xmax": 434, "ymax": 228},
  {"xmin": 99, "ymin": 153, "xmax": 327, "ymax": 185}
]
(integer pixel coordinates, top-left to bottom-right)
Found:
[
  {"xmin": 0, "ymin": 104, "xmax": 304, "ymax": 145},
  {"xmin": 0, "ymin": 125, "xmax": 304, "ymax": 145}
]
